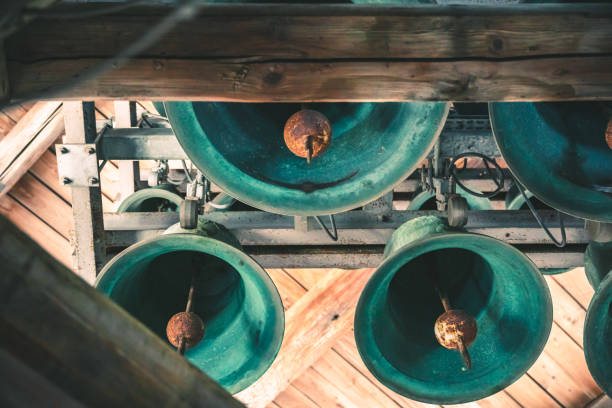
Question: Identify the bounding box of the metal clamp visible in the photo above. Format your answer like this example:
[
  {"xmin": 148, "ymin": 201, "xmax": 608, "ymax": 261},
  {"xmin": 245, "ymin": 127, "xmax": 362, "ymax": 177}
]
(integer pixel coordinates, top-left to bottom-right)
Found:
[{"xmin": 55, "ymin": 143, "xmax": 100, "ymax": 187}]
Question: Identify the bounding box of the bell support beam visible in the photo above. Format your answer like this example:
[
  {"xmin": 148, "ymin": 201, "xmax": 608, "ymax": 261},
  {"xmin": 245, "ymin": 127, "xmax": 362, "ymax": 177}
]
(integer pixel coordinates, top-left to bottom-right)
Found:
[
  {"xmin": 0, "ymin": 216, "xmax": 244, "ymax": 408},
  {"xmin": 235, "ymin": 267, "xmax": 375, "ymax": 408},
  {"xmin": 4, "ymin": 4, "xmax": 612, "ymax": 102}
]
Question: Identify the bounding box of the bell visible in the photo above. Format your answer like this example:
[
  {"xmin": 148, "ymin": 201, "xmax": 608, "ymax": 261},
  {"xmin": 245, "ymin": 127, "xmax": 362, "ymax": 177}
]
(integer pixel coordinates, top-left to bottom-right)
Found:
[
  {"xmin": 354, "ymin": 216, "xmax": 552, "ymax": 404},
  {"xmin": 96, "ymin": 219, "xmax": 284, "ymax": 394},
  {"xmin": 490, "ymin": 102, "xmax": 612, "ymax": 222},
  {"xmin": 164, "ymin": 102, "xmax": 449, "ymax": 215},
  {"xmin": 117, "ymin": 185, "xmax": 183, "ymax": 213},
  {"xmin": 583, "ymin": 231, "xmax": 612, "ymax": 395},
  {"xmin": 408, "ymin": 185, "xmax": 492, "ymax": 211}
]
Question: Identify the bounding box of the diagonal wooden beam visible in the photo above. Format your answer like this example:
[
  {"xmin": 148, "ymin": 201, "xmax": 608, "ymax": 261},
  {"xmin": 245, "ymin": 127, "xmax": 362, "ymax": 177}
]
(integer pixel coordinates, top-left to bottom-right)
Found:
[
  {"xmin": 0, "ymin": 215, "xmax": 243, "ymax": 408},
  {"xmin": 235, "ymin": 267, "xmax": 374, "ymax": 408},
  {"xmin": 0, "ymin": 100, "xmax": 63, "ymax": 199}
]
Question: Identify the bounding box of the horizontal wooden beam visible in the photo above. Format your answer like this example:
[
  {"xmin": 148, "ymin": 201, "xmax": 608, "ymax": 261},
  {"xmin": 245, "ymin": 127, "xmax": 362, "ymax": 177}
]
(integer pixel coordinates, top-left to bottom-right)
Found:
[
  {"xmin": 5, "ymin": 4, "xmax": 612, "ymax": 102},
  {"xmin": 0, "ymin": 216, "xmax": 244, "ymax": 408}
]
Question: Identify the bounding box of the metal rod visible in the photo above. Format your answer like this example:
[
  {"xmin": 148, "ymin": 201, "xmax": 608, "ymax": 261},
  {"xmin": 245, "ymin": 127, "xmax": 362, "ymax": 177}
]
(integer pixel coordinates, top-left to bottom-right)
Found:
[{"xmin": 177, "ymin": 273, "xmax": 197, "ymax": 355}]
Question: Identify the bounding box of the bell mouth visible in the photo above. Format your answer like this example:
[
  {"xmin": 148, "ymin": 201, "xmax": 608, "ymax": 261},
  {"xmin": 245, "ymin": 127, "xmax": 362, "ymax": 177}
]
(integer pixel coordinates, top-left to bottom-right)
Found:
[
  {"xmin": 165, "ymin": 101, "xmax": 449, "ymax": 215},
  {"xmin": 490, "ymin": 101, "xmax": 612, "ymax": 222},
  {"xmin": 117, "ymin": 188, "xmax": 183, "ymax": 213},
  {"xmin": 355, "ymin": 233, "xmax": 552, "ymax": 404},
  {"xmin": 96, "ymin": 234, "xmax": 284, "ymax": 394}
]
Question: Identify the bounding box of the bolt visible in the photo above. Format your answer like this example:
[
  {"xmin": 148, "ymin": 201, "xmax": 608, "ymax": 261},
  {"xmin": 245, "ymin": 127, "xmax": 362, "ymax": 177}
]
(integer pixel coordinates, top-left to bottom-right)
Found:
[
  {"xmin": 62, "ymin": 177, "xmax": 72, "ymax": 185},
  {"xmin": 88, "ymin": 147, "xmax": 96, "ymax": 155},
  {"xmin": 60, "ymin": 147, "xmax": 69, "ymax": 154},
  {"xmin": 89, "ymin": 177, "xmax": 99, "ymax": 185}
]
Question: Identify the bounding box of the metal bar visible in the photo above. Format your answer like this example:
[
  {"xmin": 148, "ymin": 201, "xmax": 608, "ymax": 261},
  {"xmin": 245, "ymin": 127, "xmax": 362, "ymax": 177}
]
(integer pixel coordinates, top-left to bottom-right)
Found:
[
  {"xmin": 114, "ymin": 101, "xmax": 139, "ymax": 200},
  {"xmin": 98, "ymin": 126, "xmax": 500, "ymax": 161},
  {"xmin": 104, "ymin": 210, "xmax": 586, "ymax": 246},
  {"xmin": 63, "ymin": 101, "xmax": 105, "ymax": 283}
]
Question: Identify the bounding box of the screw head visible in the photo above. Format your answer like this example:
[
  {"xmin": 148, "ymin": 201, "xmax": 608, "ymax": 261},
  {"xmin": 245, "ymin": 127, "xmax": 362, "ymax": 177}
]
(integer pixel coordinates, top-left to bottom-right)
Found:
[
  {"xmin": 88, "ymin": 177, "xmax": 99, "ymax": 185},
  {"xmin": 87, "ymin": 147, "xmax": 96, "ymax": 155},
  {"xmin": 60, "ymin": 147, "xmax": 69, "ymax": 154},
  {"xmin": 62, "ymin": 177, "xmax": 72, "ymax": 184}
]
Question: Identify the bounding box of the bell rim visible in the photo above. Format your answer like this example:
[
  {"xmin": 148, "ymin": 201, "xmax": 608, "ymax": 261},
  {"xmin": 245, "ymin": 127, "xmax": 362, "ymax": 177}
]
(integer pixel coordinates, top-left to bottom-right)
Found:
[
  {"xmin": 354, "ymin": 231, "xmax": 553, "ymax": 404},
  {"xmin": 584, "ymin": 269, "xmax": 612, "ymax": 395},
  {"xmin": 489, "ymin": 102, "xmax": 612, "ymax": 223},
  {"xmin": 116, "ymin": 187, "xmax": 184, "ymax": 213},
  {"xmin": 95, "ymin": 232, "xmax": 285, "ymax": 394},
  {"xmin": 164, "ymin": 101, "xmax": 450, "ymax": 216}
]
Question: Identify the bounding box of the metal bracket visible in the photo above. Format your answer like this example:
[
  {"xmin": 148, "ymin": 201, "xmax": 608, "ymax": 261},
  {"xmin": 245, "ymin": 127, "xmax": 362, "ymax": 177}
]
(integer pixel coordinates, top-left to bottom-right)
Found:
[{"xmin": 55, "ymin": 143, "xmax": 100, "ymax": 187}]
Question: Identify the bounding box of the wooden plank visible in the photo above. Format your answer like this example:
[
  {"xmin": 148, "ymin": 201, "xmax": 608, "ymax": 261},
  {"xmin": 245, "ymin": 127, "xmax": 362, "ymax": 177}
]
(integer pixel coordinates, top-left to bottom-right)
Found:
[
  {"xmin": 273, "ymin": 385, "xmax": 319, "ymax": 408},
  {"xmin": 62, "ymin": 101, "xmax": 105, "ymax": 284},
  {"xmin": 9, "ymin": 172, "xmax": 72, "ymax": 238},
  {"xmin": 265, "ymin": 268, "xmax": 307, "ymax": 310},
  {"xmin": 0, "ymin": 195, "xmax": 71, "ymax": 268},
  {"xmin": 291, "ymin": 367, "xmax": 359, "ymax": 408},
  {"xmin": 0, "ymin": 101, "xmax": 64, "ymax": 199},
  {"xmin": 545, "ymin": 275, "xmax": 586, "ymax": 347},
  {"xmin": 235, "ymin": 268, "xmax": 374, "ymax": 408},
  {"xmin": 552, "ymin": 267, "xmax": 595, "ymax": 310},
  {"xmin": 5, "ymin": 4, "xmax": 612, "ymax": 102},
  {"xmin": 0, "ymin": 42, "xmax": 8, "ymax": 104},
  {"xmin": 29, "ymin": 149, "xmax": 71, "ymax": 203},
  {"xmin": 504, "ymin": 374, "xmax": 562, "ymax": 408},
  {"xmin": 9, "ymin": 55, "xmax": 612, "ymax": 103},
  {"xmin": 0, "ymin": 217, "xmax": 244, "ymax": 408}
]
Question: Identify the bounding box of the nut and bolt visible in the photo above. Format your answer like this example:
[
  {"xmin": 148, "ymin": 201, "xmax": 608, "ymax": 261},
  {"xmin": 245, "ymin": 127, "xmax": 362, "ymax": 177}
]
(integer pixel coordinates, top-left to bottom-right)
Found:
[
  {"xmin": 60, "ymin": 147, "xmax": 69, "ymax": 154},
  {"xmin": 89, "ymin": 177, "xmax": 99, "ymax": 185},
  {"xmin": 87, "ymin": 147, "xmax": 96, "ymax": 155},
  {"xmin": 62, "ymin": 177, "xmax": 72, "ymax": 185}
]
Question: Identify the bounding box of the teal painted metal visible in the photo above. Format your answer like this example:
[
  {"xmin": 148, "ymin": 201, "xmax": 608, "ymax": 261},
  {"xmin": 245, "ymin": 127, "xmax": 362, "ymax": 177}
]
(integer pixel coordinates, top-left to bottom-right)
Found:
[
  {"xmin": 584, "ymin": 267, "xmax": 612, "ymax": 395},
  {"xmin": 490, "ymin": 102, "xmax": 612, "ymax": 222},
  {"xmin": 354, "ymin": 216, "xmax": 552, "ymax": 404},
  {"xmin": 164, "ymin": 102, "xmax": 449, "ymax": 216},
  {"xmin": 96, "ymin": 219, "xmax": 284, "ymax": 394},
  {"xmin": 408, "ymin": 186, "xmax": 492, "ymax": 211},
  {"xmin": 585, "ymin": 241, "xmax": 612, "ymax": 290},
  {"xmin": 152, "ymin": 101, "xmax": 166, "ymax": 117},
  {"xmin": 117, "ymin": 186, "xmax": 183, "ymax": 213}
]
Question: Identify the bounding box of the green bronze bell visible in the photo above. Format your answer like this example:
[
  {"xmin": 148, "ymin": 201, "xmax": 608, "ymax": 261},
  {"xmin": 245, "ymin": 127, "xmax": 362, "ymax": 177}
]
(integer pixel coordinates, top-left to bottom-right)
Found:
[
  {"xmin": 96, "ymin": 220, "xmax": 284, "ymax": 394},
  {"xmin": 117, "ymin": 185, "xmax": 183, "ymax": 213},
  {"xmin": 583, "ymin": 227, "xmax": 612, "ymax": 395},
  {"xmin": 408, "ymin": 185, "xmax": 492, "ymax": 211},
  {"xmin": 164, "ymin": 102, "xmax": 449, "ymax": 215},
  {"xmin": 490, "ymin": 102, "xmax": 612, "ymax": 222},
  {"xmin": 354, "ymin": 216, "xmax": 552, "ymax": 404}
]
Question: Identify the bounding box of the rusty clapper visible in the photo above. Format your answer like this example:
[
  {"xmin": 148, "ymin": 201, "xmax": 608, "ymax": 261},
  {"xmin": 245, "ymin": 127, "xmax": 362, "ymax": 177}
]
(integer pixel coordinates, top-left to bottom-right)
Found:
[
  {"xmin": 283, "ymin": 109, "xmax": 332, "ymax": 163},
  {"xmin": 166, "ymin": 273, "xmax": 205, "ymax": 355},
  {"xmin": 433, "ymin": 282, "xmax": 477, "ymax": 370}
]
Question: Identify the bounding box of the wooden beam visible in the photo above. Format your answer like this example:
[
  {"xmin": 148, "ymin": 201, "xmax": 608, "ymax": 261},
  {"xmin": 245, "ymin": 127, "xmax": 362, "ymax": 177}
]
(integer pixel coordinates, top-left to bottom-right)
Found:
[
  {"xmin": 0, "ymin": 101, "xmax": 63, "ymax": 199},
  {"xmin": 0, "ymin": 216, "xmax": 244, "ymax": 408},
  {"xmin": 235, "ymin": 268, "xmax": 374, "ymax": 408},
  {"xmin": 5, "ymin": 4, "xmax": 612, "ymax": 102}
]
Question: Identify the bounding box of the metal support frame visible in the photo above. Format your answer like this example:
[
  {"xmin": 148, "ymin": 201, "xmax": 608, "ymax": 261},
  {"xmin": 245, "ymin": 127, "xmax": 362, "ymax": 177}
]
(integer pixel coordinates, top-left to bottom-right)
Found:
[
  {"xmin": 62, "ymin": 101, "xmax": 106, "ymax": 284},
  {"xmin": 63, "ymin": 109, "xmax": 587, "ymax": 273},
  {"xmin": 114, "ymin": 101, "xmax": 140, "ymax": 201}
]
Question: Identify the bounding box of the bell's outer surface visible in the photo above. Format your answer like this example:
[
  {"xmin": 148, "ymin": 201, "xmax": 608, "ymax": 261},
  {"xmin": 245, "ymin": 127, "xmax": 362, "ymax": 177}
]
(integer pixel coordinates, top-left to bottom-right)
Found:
[
  {"xmin": 585, "ymin": 241, "xmax": 612, "ymax": 290},
  {"xmin": 165, "ymin": 102, "xmax": 449, "ymax": 216},
  {"xmin": 96, "ymin": 220, "xmax": 284, "ymax": 394},
  {"xmin": 117, "ymin": 186, "xmax": 183, "ymax": 213},
  {"xmin": 408, "ymin": 185, "xmax": 492, "ymax": 211},
  {"xmin": 584, "ymin": 269, "xmax": 612, "ymax": 395},
  {"xmin": 355, "ymin": 216, "xmax": 553, "ymax": 404},
  {"xmin": 490, "ymin": 102, "xmax": 612, "ymax": 222}
]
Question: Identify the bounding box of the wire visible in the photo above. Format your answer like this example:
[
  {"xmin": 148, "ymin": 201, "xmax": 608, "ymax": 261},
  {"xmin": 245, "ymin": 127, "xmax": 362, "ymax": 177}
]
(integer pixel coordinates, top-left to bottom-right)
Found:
[
  {"xmin": 515, "ymin": 180, "xmax": 566, "ymax": 248},
  {"xmin": 2, "ymin": 0, "xmax": 202, "ymax": 110},
  {"xmin": 314, "ymin": 215, "xmax": 338, "ymax": 242},
  {"xmin": 448, "ymin": 152, "xmax": 505, "ymax": 199},
  {"xmin": 182, "ymin": 160, "xmax": 194, "ymax": 183}
]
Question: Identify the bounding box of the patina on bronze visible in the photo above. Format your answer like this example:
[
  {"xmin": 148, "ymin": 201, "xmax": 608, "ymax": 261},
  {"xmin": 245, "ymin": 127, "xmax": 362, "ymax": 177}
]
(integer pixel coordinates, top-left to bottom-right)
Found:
[
  {"xmin": 166, "ymin": 274, "xmax": 205, "ymax": 354},
  {"xmin": 433, "ymin": 284, "xmax": 477, "ymax": 370},
  {"xmin": 283, "ymin": 109, "xmax": 332, "ymax": 163}
]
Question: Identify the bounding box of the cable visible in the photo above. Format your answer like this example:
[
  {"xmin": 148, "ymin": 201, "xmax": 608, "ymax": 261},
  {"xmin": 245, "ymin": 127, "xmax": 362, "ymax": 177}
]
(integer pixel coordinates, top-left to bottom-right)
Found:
[
  {"xmin": 2, "ymin": 0, "xmax": 202, "ymax": 110},
  {"xmin": 515, "ymin": 180, "xmax": 566, "ymax": 248},
  {"xmin": 448, "ymin": 152, "xmax": 505, "ymax": 199},
  {"xmin": 182, "ymin": 160, "xmax": 194, "ymax": 183},
  {"xmin": 314, "ymin": 215, "xmax": 338, "ymax": 242}
]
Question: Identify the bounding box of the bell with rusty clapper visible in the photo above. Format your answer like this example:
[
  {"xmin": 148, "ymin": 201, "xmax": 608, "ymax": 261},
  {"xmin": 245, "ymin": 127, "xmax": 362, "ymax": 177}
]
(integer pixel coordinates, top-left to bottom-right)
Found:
[
  {"xmin": 164, "ymin": 102, "xmax": 449, "ymax": 215},
  {"xmin": 490, "ymin": 102, "xmax": 612, "ymax": 222},
  {"xmin": 96, "ymin": 220, "xmax": 284, "ymax": 394},
  {"xmin": 354, "ymin": 216, "xmax": 552, "ymax": 404}
]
